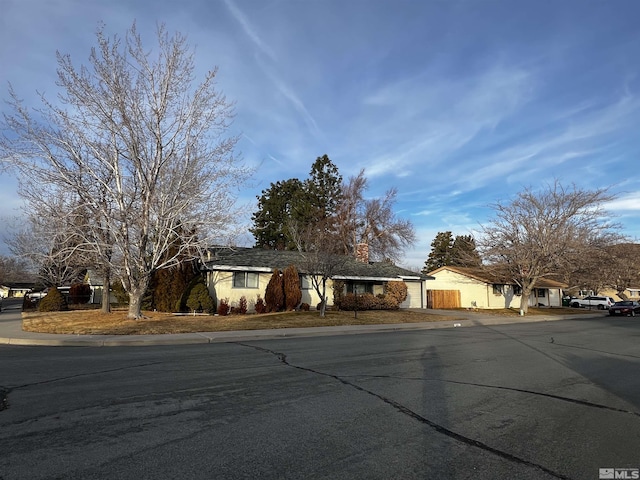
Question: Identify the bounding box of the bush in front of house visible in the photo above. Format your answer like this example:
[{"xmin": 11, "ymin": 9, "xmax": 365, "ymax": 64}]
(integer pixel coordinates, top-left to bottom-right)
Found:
[
  {"xmin": 332, "ymin": 280, "xmax": 345, "ymax": 307},
  {"xmin": 283, "ymin": 265, "xmax": 302, "ymax": 311},
  {"xmin": 38, "ymin": 287, "xmax": 68, "ymax": 312},
  {"xmin": 230, "ymin": 296, "xmax": 248, "ymax": 315},
  {"xmin": 300, "ymin": 302, "xmax": 310, "ymax": 311},
  {"xmin": 385, "ymin": 281, "xmax": 408, "ymax": 305},
  {"xmin": 265, "ymin": 269, "xmax": 284, "ymax": 312},
  {"xmin": 69, "ymin": 283, "xmax": 92, "ymax": 304},
  {"xmin": 217, "ymin": 298, "xmax": 230, "ymax": 316},
  {"xmin": 186, "ymin": 280, "xmax": 215, "ymax": 313},
  {"xmin": 111, "ymin": 279, "xmax": 130, "ymax": 306},
  {"xmin": 336, "ymin": 292, "xmax": 400, "ymax": 311},
  {"xmin": 255, "ymin": 295, "xmax": 267, "ymax": 314}
]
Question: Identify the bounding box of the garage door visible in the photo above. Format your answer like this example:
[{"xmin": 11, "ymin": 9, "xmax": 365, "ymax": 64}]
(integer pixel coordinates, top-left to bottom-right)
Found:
[{"xmin": 401, "ymin": 282, "xmax": 423, "ymax": 308}]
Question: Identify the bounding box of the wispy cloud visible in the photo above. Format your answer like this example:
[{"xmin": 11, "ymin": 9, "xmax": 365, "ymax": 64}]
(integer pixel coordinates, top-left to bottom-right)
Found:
[{"xmin": 222, "ymin": 0, "xmax": 277, "ymax": 62}]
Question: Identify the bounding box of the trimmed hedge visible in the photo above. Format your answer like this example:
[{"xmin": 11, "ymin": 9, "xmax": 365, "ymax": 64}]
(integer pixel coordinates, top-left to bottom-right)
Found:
[{"xmin": 336, "ymin": 293, "xmax": 399, "ymax": 311}]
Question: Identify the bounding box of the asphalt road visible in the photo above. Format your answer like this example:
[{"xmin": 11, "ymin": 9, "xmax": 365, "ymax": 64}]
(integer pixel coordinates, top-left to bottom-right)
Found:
[{"xmin": 1, "ymin": 316, "xmax": 639, "ymax": 480}]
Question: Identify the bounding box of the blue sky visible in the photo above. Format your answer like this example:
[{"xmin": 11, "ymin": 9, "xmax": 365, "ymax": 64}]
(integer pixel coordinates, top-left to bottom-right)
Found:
[{"xmin": 1, "ymin": 0, "xmax": 640, "ymax": 270}]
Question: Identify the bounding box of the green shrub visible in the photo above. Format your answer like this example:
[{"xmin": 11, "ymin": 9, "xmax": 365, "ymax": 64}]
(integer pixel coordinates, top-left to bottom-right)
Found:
[
  {"xmin": 111, "ymin": 280, "xmax": 130, "ymax": 305},
  {"xmin": 38, "ymin": 287, "xmax": 68, "ymax": 312},
  {"xmin": 186, "ymin": 280, "xmax": 215, "ymax": 313}
]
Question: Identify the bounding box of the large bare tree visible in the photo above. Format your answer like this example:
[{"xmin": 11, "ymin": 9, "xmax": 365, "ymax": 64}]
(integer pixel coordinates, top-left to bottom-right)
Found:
[
  {"xmin": 0, "ymin": 23, "xmax": 250, "ymax": 318},
  {"xmin": 335, "ymin": 169, "xmax": 416, "ymax": 262},
  {"xmin": 290, "ymin": 218, "xmax": 347, "ymax": 317},
  {"xmin": 479, "ymin": 181, "xmax": 620, "ymax": 314}
]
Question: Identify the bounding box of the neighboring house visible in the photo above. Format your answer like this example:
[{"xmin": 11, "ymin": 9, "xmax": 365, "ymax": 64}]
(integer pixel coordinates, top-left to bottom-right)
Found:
[
  {"xmin": 624, "ymin": 288, "xmax": 640, "ymax": 301},
  {"xmin": 84, "ymin": 270, "xmax": 118, "ymax": 305},
  {"xmin": 0, "ymin": 283, "xmax": 37, "ymax": 298},
  {"xmin": 599, "ymin": 286, "xmax": 629, "ymax": 301},
  {"xmin": 203, "ymin": 247, "xmax": 433, "ymax": 311},
  {"xmin": 426, "ymin": 266, "xmax": 567, "ymax": 309}
]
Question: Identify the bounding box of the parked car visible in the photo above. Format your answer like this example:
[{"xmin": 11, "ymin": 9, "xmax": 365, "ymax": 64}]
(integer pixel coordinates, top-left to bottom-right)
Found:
[
  {"xmin": 570, "ymin": 295, "xmax": 616, "ymax": 310},
  {"xmin": 608, "ymin": 301, "xmax": 640, "ymax": 316}
]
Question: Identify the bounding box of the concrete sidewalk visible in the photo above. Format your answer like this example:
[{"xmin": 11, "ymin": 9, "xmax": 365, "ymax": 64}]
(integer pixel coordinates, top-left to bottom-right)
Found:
[{"xmin": 0, "ymin": 308, "xmax": 605, "ymax": 347}]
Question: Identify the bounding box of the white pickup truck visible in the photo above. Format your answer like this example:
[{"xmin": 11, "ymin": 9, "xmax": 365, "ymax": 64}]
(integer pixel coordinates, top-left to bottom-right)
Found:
[{"xmin": 570, "ymin": 295, "xmax": 615, "ymax": 310}]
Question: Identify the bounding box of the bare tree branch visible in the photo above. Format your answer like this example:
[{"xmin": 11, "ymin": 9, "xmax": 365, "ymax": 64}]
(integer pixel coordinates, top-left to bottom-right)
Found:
[
  {"xmin": 478, "ymin": 180, "xmax": 622, "ymax": 314},
  {"xmin": 1, "ymin": 22, "xmax": 251, "ymax": 318}
]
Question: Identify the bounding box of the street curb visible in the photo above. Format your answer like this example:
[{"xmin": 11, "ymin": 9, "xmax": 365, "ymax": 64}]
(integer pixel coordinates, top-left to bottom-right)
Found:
[{"xmin": 0, "ymin": 313, "xmax": 599, "ymax": 347}]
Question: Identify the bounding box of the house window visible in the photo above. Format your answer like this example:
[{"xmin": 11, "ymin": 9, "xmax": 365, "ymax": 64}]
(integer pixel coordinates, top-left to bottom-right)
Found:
[
  {"xmin": 347, "ymin": 283, "xmax": 373, "ymax": 294},
  {"xmin": 537, "ymin": 289, "xmax": 546, "ymax": 298},
  {"xmin": 300, "ymin": 275, "xmax": 312, "ymax": 290},
  {"xmin": 513, "ymin": 285, "xmax": 522, "ymax": 296},
  {"xmin": 492, "ymin": 284, "xmax": 503, "ymax": 295},
  {"xmin": 233, "ymin": 272, "xmax": 259, "ymax": 288}
]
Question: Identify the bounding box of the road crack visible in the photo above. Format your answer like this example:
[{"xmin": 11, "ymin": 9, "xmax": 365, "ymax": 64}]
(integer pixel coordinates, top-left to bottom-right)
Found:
[
  {"xmin": 344, "ymin": 375, "xmax": 640, "ymax": 418},
  {"xmin": 11, "ymin": 361, "xmax": 165, "ymax": 390},
  {"xmin": 233, "ymin": 342, "xmax": 574, "ymax": 480}
]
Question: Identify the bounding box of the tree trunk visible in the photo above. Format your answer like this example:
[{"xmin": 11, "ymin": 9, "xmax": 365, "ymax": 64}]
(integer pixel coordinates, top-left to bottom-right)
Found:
[
  {"xmin": 127, "ymin": 286, "xmax": 146, "ymax": 319},
  {"xmin": 319, "ymin": 278, "xmax": 327, "ymax": 317},
  {"xmin": 101, "ymin": 273, "xmax": 111, "ymax": 314},
  {"xmin": 520, "ymin": 286, "xmax": 532, "ymax": 315}
]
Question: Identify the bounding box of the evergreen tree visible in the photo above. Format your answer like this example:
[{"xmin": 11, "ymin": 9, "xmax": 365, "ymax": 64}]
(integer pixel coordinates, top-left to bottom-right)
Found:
[
  {"xmin": 250, "ymin": 178, "xmax": 306, "ymax": 250},
  {"xmin": 283, "ymin": 264, "xmax": 302, "ymax": 311},
  {"xmin": 422, "ymin": 232, "xmax": 454, "ymax": 274},
  {"xmin": 250, "ymin": 155, "xmax": 342, "ymax": 250},
  {"xmin": 423, "ymin": 232, "xmax": 482, "ymax": 274},
  {"xmin": 450, "ymin": 235, "xmax": 482, "ymax": 267},
  {"xmin": 305, "ymin": 155, "xmax": 343, "ymax": 222},
  {"xmin": 264, "ymin": 269, "xmax": 284, "ymax": 312},
  {"xmin": 186, "ymin": 278, "xmax": 215, "ymax": 313}
]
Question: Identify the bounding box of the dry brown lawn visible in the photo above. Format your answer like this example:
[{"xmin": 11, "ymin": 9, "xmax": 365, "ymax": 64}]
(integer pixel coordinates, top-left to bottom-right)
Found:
[
  {"xmin": 22, "ymin": 309, "xmax": 461, "ymax": 335},
  {"xmin": 21, "ymin": 305, "xmax": 591, "ymax": 336}
]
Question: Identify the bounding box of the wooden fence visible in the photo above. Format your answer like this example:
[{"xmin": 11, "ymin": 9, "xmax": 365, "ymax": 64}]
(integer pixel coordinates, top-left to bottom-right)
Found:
[{"xmin": 426, "ymin": 289, "xmax": 461, "ymax": 309}]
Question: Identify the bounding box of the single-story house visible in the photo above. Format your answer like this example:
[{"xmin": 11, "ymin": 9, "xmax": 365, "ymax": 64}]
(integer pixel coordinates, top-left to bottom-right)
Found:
[
  {"xmin": 83, "ymin": 270, "xmax": 118, "ymax": 304},
  {"xmin": 426, "ymin": 266, "xmax": 567, "ymax": 309},
  {"xmin": 203, "ymin": 246, "xmax": 433, "ymax": 311},
  {"xmin": 0, "ymin": 283, "xmax": 37, "ymax": 298}
]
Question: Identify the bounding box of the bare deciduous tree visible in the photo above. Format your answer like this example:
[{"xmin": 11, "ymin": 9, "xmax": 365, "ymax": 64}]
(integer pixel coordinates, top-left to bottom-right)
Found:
[
  {"xmin": 0, "ymin": 254, "xmax": 35, "ymax": 285},
  {"xmin": 0, "ymin": 23, "xmax": 250, "ymax": 318},
  {"xmin": 605, "ymin": 243, "xmax": 640, "ymax": 299},
  {"xmin": 290, "ymin": 219, "xmax": 347, "ymax": 317},
  {"xmin": 479, "ymin": 180, "xmax": 621, "ymax": 314},
  {"xmin": 335, "ymin": 169, "xmax": 415, "ymax": 262}
]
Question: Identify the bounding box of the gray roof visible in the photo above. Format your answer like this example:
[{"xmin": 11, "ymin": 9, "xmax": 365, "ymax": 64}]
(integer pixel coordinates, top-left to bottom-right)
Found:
[{"xmin": 204, "ymin": 247, "xmax": 431, "ymax": 281}]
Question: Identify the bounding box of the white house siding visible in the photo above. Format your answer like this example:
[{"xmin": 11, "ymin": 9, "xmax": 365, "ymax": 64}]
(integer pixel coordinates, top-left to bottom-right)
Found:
[
  {"xmin": 429, "ymin": 267, "xmax": 565, "ymax": 309},
  {"xmin": 428, "ymin": 269, "xmax": 494, "ymax": 309},
  {"xmin": 528, "ymin": 287, "xmax": 562, "ymax": 307},
  {"xmin": 207, "ymin": 270, "xmax": 324, "ymax": 311}
]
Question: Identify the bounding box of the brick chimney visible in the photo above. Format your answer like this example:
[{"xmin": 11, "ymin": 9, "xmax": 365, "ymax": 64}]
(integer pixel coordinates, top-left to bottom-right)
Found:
[{"xmin": 355, "ymin": 243, "xmax": 369, "ymax": 263}]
